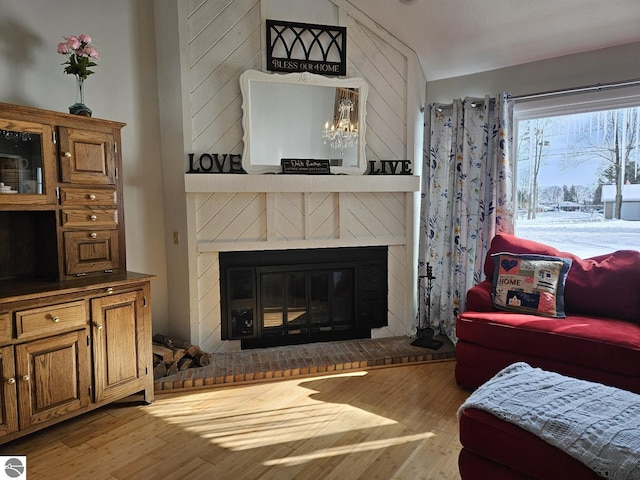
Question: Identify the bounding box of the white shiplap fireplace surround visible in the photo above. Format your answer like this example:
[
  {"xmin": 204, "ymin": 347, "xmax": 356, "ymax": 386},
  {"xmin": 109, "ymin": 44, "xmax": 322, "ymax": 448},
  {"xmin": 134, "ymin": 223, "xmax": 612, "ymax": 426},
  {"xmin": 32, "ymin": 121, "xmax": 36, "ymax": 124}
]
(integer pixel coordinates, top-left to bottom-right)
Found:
[
  {"xmin": 185, "ymin": 174, "xmax": 421, "ymax": 353},
  {"xmin": 167, "ymin": 0, "xmax": 427, "ymax": 353}
]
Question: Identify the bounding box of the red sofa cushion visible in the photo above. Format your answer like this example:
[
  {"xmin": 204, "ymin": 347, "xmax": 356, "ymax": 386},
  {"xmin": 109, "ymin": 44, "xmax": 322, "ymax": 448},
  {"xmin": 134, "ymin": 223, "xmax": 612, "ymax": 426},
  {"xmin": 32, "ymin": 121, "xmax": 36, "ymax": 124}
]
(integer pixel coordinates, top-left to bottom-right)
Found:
[
  {"xmin": 482, "ymin": 233, "xmax": 640, "ymax": 322},
  {"xmin": 456, "ymin": 311, "xmax": 640, "ymax": 376},
  {"xmin": 465, "ymin": 281, "xmax": 493, "ymax": 312}
]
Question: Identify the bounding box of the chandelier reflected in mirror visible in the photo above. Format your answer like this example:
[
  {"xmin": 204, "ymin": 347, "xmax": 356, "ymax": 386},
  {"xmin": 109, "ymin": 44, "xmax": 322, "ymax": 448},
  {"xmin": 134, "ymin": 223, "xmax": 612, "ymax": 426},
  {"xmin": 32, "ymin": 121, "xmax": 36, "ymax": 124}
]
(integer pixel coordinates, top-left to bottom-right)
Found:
[{"xmin": 322, "ymin": 97, "xmax": 358, "ymax": 155}]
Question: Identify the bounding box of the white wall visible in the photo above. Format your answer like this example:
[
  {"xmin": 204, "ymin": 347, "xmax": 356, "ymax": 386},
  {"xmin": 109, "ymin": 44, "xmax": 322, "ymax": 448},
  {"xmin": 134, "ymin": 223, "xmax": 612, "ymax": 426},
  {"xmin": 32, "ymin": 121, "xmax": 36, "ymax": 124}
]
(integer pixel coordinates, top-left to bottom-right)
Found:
[
  {"xmin": 0, "ymin": 0, "xmax": 169, "ymax": 334},
  {"xmin": 426, "ymin": 42, "xmax": 640, "ymax": 103}
]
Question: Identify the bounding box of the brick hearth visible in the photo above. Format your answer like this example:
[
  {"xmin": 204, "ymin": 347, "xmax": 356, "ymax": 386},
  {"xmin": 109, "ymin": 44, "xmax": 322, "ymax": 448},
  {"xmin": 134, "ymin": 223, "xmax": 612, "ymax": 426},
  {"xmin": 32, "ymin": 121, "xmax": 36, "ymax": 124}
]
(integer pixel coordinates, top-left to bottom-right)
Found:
[{"xmin": 154, "ymin": 335, "xmax": 454, "ymax": 392}]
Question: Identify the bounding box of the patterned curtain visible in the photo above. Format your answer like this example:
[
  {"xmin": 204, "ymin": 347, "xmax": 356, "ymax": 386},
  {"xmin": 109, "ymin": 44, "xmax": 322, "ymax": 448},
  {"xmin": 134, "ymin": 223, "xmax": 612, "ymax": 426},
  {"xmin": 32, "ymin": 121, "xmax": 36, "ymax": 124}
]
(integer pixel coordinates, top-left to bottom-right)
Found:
[{"xmin": 417, "ymin": 94, "xmax": 515, "ymax": 342}]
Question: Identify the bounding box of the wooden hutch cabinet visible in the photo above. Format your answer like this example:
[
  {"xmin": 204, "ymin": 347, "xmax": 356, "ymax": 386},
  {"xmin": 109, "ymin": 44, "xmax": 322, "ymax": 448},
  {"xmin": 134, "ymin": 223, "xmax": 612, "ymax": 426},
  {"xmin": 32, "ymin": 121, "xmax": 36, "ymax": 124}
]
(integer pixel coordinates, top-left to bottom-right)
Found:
[{"xmin": 0, "ymin": 102, "xmax": 154, "ymax": 444}]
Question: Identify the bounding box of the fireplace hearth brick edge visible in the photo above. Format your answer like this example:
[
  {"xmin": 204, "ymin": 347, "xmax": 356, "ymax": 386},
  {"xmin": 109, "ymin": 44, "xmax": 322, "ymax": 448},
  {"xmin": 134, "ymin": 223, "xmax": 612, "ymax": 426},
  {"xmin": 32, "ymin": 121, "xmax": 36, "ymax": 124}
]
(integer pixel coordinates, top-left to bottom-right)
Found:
[{"xmin": 154, "ymin": 335, "xmax": 455, "ymax": 392}]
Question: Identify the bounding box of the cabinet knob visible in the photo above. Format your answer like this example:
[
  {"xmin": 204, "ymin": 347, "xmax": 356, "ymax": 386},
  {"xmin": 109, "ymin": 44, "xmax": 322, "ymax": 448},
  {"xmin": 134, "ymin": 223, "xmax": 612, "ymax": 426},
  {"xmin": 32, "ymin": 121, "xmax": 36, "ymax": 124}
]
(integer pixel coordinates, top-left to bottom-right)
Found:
[
  {"xmin": 95, "ymin": 323, "xmax": 103, "ymax": 330},
  {"xmin": 90, "ymin": 215, "xmax": 98, "ymax": 221},
  {"xmin": 89, "ymin": 194, "xmax": 97, "ymax": 201},
  {"xmin": 90, "ymin": 232, "xmax": 98, "ymax": 238},
  {"xmin": 21, "ymin": 375, "xmax": 30, "ymax": 382},
  {"xmin": 6, "ymin": 378, "xmax": 15, "ymax": 385},
  {"xmin": 107, "ymin": 287, "xmax": 114, "ymax": 294},
  {"xmin": 52, "ymin": 316, "xmax": 60, "ymax": 323},
  {"xmin": 64, "ymin": 152, "xmax": 72, "ymax": 158}
]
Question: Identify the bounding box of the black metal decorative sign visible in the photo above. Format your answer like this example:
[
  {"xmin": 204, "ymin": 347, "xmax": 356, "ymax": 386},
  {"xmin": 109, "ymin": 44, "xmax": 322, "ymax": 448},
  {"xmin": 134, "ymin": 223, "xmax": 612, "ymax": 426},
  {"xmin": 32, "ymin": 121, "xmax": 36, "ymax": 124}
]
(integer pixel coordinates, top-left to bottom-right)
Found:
[
  {"xmin": 281, "ymin": 159, "xmax": 331, "ymax": 174},
  {"xmin": 266, "ymin": 19, "xmax": 347, "ymax": 76},
  {"xmin": 187, "ymin": 153, "xmax": 245, "ymax": 174},
  {"xmin": 368, "ymin": 160, "xmax": 412, "ymax": 175}
]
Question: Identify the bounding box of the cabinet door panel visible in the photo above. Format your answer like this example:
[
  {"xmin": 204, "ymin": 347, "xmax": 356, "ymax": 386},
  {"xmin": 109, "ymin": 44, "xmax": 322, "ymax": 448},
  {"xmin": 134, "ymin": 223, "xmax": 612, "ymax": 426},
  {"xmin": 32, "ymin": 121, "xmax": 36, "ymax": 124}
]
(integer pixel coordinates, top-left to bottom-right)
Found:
[
  {"xmin": 58, "ymin": 127, "xmax": 115, "ymax": 185},
  {"xmin": 63, "ymin": 230, "xmax": 119, "ymax": 275},
  {"xmin": 92, "ymin": 291, "xmax": 145, "ymax": 403},
  {"xmin": 0, "ymin": 344, "xmax": 18, "ymax": 437},
  {"xmin": 16, "ymin": 330, "xmax": 90, "ymax": 429}
]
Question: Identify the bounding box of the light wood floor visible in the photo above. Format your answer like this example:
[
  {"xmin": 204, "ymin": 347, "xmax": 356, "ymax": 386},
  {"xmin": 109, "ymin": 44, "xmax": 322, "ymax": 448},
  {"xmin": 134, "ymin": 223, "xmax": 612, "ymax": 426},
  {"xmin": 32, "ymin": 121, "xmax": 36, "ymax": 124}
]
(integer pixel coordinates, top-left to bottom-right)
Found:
[{"xmin": 0, "ymin": 360, "xmax": 470, "ymax": 480}]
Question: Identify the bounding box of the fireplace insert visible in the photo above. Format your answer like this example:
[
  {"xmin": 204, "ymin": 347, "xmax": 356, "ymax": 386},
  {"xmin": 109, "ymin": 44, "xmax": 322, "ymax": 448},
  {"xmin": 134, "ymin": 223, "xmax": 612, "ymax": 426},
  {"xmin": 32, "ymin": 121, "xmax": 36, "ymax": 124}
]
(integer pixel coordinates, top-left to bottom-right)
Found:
[{"xmin": 220, "ymin": 247, "xmax": 388, "ymax": 348}]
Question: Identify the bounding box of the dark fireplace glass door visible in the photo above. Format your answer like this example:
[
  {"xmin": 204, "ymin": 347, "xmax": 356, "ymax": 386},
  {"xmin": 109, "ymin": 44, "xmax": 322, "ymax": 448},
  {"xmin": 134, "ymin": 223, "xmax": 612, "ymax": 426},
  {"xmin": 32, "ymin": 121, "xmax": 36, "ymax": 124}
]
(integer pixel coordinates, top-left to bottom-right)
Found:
[
  {"xmin": 258, "ymin": 267, "xmax": 354, "ymax": 338},
  {"xmin": 310, "ymin": 271, "xmax": 329, "ymax": 331},
  {"xmin": 331, "ymin": 269, "xmax": 354, "ymax": 330},
  {"xmin": 220, "ymin": 246, "xmax": 387, "ymax": 346},
  {"xmin": 261, "ymin": 272, "xmax": 285, "ymax": 331},
  {"xmin": 228, "ymin": 268, "xmax": 255, "ymax": 338},
  {"xmin": 309, "ymin": 269, "xmax": 354, "ymax": 332},
  {"xmin": 286, "ymin": 272, "xmax": 307, "ymax": 333}
]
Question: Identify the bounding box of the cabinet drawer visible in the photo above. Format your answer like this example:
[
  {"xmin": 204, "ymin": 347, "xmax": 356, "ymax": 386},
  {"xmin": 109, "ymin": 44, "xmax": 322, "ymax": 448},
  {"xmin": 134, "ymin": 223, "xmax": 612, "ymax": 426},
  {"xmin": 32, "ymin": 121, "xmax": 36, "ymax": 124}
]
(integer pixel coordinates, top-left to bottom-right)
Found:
[
  {"xmin": 15, "ymin": 300, "xmax": 87, "ymax": 340},
  {"xmin": 63, "ymin": 230, "xmax": 120, "ymax": 276},
  {"xmin": 61, "ymin": 209, "xmax": 118, "ymax": 228},
  {"xmin": 59, "ymin": 187, "xmax": 117, "ymax": 206}
]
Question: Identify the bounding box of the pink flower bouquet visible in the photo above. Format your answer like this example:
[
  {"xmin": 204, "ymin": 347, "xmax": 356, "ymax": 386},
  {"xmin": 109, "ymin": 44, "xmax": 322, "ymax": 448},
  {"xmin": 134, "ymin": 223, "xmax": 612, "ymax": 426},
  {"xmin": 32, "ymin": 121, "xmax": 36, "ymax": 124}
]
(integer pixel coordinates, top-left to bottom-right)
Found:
[{"xmin": 57, "ymin": 34, "xmax": 99, "ymax": 80}]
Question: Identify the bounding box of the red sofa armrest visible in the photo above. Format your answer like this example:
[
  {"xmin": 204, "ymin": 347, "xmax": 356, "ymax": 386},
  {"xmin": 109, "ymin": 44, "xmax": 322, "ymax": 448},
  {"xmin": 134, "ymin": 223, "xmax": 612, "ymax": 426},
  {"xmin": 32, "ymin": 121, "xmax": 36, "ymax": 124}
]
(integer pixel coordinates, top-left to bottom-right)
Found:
[{"xmin": 465, "ymin": 280, "xmax": 494, "ymax": 312}]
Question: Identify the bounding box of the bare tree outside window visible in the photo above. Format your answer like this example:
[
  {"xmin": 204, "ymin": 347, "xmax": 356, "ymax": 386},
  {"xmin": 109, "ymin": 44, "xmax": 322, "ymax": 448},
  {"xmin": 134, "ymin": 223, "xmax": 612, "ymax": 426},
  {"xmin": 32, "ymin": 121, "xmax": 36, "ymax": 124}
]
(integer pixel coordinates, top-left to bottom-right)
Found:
[
  {"xmin": 517, "ymin": 118, "xmax": 551, "ymax": 219},
  {"xmin": 563, "ymin": 108, "xmax": 639, "ymax": 218},
  {"xmin": 515, "ymin": 105, "xmax": 640, "ymax": 258}
]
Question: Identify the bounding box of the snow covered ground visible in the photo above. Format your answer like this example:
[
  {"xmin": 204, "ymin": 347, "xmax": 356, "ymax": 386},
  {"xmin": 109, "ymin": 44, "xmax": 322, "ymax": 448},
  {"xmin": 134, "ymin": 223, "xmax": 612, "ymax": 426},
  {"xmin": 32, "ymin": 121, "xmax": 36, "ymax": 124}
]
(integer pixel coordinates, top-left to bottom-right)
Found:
[{"xmin": 515, "ymin": 211, "xmax": 640, "ymax": 259}]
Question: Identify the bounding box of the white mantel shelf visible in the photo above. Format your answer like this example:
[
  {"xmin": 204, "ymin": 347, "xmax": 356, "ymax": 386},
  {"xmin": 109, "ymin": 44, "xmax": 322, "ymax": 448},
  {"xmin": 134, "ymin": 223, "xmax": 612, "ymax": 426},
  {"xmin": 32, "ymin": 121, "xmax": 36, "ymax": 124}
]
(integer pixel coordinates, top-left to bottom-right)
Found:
[{"xmin": 185, "ymin": 174, "xmax": 421, "ymax": 193}]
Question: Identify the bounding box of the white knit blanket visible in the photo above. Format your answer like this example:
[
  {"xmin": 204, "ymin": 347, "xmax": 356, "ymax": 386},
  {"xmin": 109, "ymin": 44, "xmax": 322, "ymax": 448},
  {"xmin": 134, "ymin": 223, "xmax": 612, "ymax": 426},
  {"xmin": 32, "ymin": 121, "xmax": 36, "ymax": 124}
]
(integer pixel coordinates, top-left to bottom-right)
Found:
[{"xmin": 458, "ymin": 363, "xmax": 640, "ymax": 479}]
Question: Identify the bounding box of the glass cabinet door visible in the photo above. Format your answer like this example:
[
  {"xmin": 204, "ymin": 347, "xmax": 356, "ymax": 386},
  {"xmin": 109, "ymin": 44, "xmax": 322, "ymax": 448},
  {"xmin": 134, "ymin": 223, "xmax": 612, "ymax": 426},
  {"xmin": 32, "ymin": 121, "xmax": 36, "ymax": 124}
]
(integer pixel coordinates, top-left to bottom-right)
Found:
[{"xmin": 0, "ymin": 119, "xmax": 54, "ymax": 205}]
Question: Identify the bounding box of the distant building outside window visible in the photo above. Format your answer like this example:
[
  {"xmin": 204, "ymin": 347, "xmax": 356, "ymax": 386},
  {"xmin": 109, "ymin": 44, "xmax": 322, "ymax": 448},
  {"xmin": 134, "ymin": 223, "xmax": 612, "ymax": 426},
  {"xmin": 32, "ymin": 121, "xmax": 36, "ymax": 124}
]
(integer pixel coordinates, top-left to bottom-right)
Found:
[{"xmin": 513, "ymin": 88, "xmax": 640, "ymax": 258}]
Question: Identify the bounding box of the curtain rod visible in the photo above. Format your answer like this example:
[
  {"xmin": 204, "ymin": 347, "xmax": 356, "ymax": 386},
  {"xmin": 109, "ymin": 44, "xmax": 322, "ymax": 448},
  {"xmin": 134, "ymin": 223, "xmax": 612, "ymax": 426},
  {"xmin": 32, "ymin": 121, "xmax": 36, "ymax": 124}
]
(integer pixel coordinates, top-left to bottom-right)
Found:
[{"xmin": 509, "ymin": 78, "xmax": 640, "ymax": 102}]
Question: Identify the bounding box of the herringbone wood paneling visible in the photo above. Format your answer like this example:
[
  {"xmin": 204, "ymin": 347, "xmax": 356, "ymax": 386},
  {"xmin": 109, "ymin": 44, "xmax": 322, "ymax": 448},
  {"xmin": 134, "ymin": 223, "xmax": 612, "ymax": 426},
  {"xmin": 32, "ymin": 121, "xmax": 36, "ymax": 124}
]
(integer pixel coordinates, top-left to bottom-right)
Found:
[
  {"xmin": 197, "ymin": 252, "xmax": 221, "ymax": 349},
  {"xmin": 306, "ymin": 192, "xmax": 340, "ymax": 240},
  {"xmin": 189, "ymin": 0, "xmax": 261, "ymax": 152},
  {"xmin": 196, "ymin": 192, "xmax": 266, "ymax": 242},
  {"xmin": 274, "ymin": 192, "xmax": 304, "ymax": 241},
  {"xmin": 341, "ymin": 192, "xmax": 406, "ymax": 239},
  {"xmin": 342, "ymin": 14, "xmax": 408, "ymax": 162}
]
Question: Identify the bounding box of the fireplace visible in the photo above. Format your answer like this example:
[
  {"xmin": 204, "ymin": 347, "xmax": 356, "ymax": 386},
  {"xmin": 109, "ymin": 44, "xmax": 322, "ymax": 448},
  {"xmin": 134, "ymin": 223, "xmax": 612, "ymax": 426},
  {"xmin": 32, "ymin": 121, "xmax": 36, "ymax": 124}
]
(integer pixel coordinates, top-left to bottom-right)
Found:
[
  {"xmin": 220, "ymin": 246, "xmax": 388, "ymax": 348},
  {"xmin": 184, "ymin": 174, "xmax": 419, "ymax": 353}
]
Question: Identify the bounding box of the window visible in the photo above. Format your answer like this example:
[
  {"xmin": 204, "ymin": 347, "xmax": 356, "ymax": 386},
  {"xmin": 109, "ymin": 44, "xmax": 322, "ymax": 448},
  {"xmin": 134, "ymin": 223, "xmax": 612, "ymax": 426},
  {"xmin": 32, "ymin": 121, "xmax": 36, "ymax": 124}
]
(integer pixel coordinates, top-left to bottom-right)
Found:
[{"xmin": 514, "ymin": 85, "xmax": 640, "ymax": 258}]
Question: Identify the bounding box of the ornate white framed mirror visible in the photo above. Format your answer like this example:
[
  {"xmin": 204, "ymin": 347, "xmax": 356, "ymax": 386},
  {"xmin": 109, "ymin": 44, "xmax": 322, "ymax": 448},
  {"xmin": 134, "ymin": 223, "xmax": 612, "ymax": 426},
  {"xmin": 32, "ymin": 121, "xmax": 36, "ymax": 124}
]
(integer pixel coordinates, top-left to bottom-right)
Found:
[{"xmin": 239, "ymin": 69, "xmax": 368, "ymax": 175}]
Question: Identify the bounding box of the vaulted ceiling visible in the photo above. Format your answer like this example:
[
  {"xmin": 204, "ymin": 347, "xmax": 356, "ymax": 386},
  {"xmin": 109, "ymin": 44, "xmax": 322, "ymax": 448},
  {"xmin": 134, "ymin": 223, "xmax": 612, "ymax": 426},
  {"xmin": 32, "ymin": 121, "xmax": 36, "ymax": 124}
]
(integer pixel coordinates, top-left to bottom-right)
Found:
[{"xmin": 347, "ymin": 0, "xmax": 640, "ymax": 80}]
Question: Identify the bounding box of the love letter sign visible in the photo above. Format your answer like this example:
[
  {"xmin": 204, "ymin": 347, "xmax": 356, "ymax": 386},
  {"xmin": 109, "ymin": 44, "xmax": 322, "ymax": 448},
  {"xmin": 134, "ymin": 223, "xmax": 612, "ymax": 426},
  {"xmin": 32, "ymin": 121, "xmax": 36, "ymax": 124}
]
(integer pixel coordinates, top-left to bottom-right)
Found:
[{"xmin": 187, "ymin": 153, "xmax": 245, "ymax": 174}]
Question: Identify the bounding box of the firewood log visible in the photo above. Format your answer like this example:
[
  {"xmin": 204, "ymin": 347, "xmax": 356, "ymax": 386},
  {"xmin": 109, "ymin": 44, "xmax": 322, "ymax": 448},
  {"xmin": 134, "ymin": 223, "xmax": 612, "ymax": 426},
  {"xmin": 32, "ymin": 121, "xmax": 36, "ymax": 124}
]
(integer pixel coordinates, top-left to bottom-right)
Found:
[
  {"xmin": 153, "ymin": 362, "xmax": 168, "ymax": 379},
  {"xmin": 178, "ymin": 358, "xmax": 195, "ymax": 370},
  {"xmin": 172, "ymin": 348, "xmax": 187, "ymax": 364},
  {"xmin": 153, "ymin": 334, "xmax": 191, "ymax": 350},
  {"xmin": 166, "ymin": 362, "xmax": 179, "ymax": 376},
  {"xmin": 152, "ymin": 344, "xmax": 174, "ymax": 363},
  {"xmin": 193, "ymin": 352, "xmax": 212, "ymax": 367}
]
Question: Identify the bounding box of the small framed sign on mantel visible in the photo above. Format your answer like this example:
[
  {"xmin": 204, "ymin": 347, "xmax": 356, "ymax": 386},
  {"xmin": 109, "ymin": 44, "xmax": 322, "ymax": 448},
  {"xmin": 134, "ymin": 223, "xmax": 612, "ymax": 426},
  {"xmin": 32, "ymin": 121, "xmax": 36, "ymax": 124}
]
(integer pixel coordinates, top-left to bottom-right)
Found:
[{"xmin": 281, "ymin": 159, "xmax": 331, "ymax": 174}]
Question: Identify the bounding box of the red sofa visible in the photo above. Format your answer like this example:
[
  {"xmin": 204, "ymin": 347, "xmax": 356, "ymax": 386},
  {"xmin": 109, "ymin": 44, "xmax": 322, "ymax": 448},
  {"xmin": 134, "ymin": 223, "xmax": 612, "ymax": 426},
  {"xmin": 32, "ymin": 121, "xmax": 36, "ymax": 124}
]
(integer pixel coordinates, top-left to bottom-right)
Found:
[
  {"xmin": 456, "ymin": 234, "xmax": 640, "ymax": 479},
  {"xmin": 455, "ymin": 233, "xmax": 640, "ymax": 394}
]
